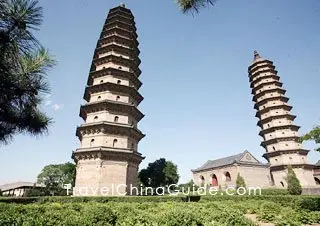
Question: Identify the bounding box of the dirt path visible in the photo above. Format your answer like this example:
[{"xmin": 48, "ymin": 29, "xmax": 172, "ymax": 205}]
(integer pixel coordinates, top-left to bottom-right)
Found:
[
  {"xmin": 245, "ymin": 214, "xmax": 320, "ymax": 226},
  {"xmin": 245, "ymin": 214, "xmax": 274, "ymax": 226}
]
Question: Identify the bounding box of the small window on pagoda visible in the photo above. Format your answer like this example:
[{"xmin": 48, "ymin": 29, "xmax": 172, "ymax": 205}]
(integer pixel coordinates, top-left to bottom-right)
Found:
[
  {"xmin": 280, "ymin": 181, "xmax": 284, "ymax": 187},
  {"xmin": 275, "ymin": 158, "xmax": 278, "ymax": 161},
  {"xmin": 286, "ymin": 144, "xmax": 289, "ymax": 146},
  {"xmin": 90, "ymin": 139, "xmax": 95, "ymax": 146},
  {"xmin": 267, "ymin": 124, "xmax": 270, "ymax": 127},
  {"xmin": 113, "ymin": 139, "xmax": 118, "ymax": 147},
  {"xmin": 103, "ymin": 66, "xmax": 106, "ymax": 69},
  {"xmin": 116, "ymin": 96, "xmax": 120, "ymax": 101},
  {"xmin": 94, "ymin": 116, "xmax": 98, "ymax": 121},
  {"xmin": 289, "ymin": 157, "xmax": 292, "ymax": 160},
  {"xmin": 114, "ymin": 116, "xmax": 119, "ymax": 122},
  {"xmin": 272, "ymin": 146, "xmax": 276, "ymax": 151},
  {"xmin": 100, "ymin": 80, "xmax": 104, "ymax": 83},
  {"xmin": 98, "ymin": 96, "xmax": 101, "ymax": 100},
  {"xmin": 118, "ymin": 66, "xmax": 122, "ymax": 69},
  {"xmin": 117, "ymin": 80, "xmax": 121, "ymax": 84}
]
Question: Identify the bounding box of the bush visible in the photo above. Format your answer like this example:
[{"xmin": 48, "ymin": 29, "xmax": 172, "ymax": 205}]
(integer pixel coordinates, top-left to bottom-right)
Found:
[
  {"xmin": 298, "ymin": 196, "xmax": 320, "ymax": 211},
  {"xmin": 286, "ymin": 166, "xmax": 302, "ymax": 195},
  {"xmin": 260, "ymin": 189, "xmax": 288, "ymax": 196},
  {"xmin": 236, "ymin": 173, "xmax": 246, "ymax": 189}
]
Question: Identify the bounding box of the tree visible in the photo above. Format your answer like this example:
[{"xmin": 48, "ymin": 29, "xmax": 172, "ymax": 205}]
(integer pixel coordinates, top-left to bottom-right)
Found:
[
  {"xmin": 286, "ymin": 165, "xmax": 302, "ymax": 195},
  {"xmin": 37, "ymin": 162, "xmax": 76, "ymax": 195},
  {"xmin": 177, "ymin": 0, "xmax": 217, "ymax": 13},
  {"xmin": 236, "ymin": 173, "xmax": 246, "ymax": 189},
  {"xmin": 0, "ymin": 0, "xmax": 55, "ymax": 144},
  {"xmin": 179, "ymin": 179, "xmax": 199, "ymax": 192},
  {"xmin": 138, "ymin": 158, "xmax": 179, "ymax": 188},
  {"xmin": 300, "ymin": 125, "xmax": 320, "ymax": 152}
]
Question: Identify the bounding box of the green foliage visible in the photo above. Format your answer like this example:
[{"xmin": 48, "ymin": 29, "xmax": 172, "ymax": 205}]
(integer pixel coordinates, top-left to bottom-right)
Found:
[
  {"xmin": 286, "ymin": 166, "xmax": 302, "ymax": 195},
  {"xmin": 0, "ymin": 195, "xmax": 319, "ymax": 225},
  {"xmin": 138, "ymin": 158, "xmax": 179, "ymax": 188},
  {"xmin": 0, "ymin": 0, "xmax": 55, "ymax": 144},
  {"xmin": 37, "ymin": 162, "xmax": 76, "ymax": 196},
  {"xmin": 177, "ymin": 0, "xmax": 216, "ymax": 13},
  {"xmin": 300, "ymin": 125, "xmax": 320, "ymax": 152},
  {"xmin": 260, "ymin": 188, "xmax": 288, "ymax": 196},
  {"xmin": 178, "ymin": 179, "xmax": 199, "ymax": 193},
  {"xmin": 236, "ymin": 173, "xmax": 246, "ymax": 189}
]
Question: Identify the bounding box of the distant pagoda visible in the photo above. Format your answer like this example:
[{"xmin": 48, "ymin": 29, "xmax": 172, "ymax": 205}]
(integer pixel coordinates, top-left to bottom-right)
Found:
[
  {"xmin": 248, "ymin": 51, "xmax": 316, "ymax": 188},
  {"xmin": 72, "ymin": 4, "xmax": 145, "ymax": 196}
]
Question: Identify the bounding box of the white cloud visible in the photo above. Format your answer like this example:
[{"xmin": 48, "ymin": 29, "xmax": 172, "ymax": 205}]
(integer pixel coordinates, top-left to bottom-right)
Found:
[{"xmin": 52, "ymin": 104, "xmax": 63, "ymax": 111}]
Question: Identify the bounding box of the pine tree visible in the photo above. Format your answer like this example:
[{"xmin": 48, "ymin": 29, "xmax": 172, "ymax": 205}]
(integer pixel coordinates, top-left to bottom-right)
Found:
[
  {"xmin": 0, "ymin": 0, "xmax": 55, "ymax": 144},
  {"xmin": 177, "ymin": 0, "xmax": 216, "ymax": 13},
  {"xmin": 286, "ymin": 165, "xmax": 302, "ymax": 195},
  {"xmin": 236, "ymin": 173, "xmax": 246, "ymax": 189}
]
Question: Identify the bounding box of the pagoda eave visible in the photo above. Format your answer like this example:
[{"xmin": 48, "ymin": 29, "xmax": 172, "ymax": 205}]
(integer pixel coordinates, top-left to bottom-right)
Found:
[
  {"xmin": 248, "ymin": 59, "xmax": 274, "ymax": 72},
  {"xmin": 260, "ymin": 136, "xmax": 300, "ymax": 147},
  {"xmin": 79, "ymin": 101, "xmax": 144, "ymax": 121},
  {"xmin": 251, "ymin": 81, "xmax": 283, "ymax": 95},
  {"xmin": 270, "ymin": 164, "xmax": 316, "ymax": 171},
  {"xmin": 93, "ymin": 54, "xmax": 141, "ymax": 69},
  {"xmin": 76, "ymin": 122, "xmax": 145, "ymax": 141},
  {"xmin": 257, "ymin": 114, "xmax": 296, "ymax": 127},
  {"xmin": 259, "ymin": 125, "xmax": 300, "ymax": 136},
  {"xmin": 83, "ymin": 82, "xmax": 143, "ymax": 104},
  {"xmin": 72, "ymin": 147, "xmax": 145, "ymax": 164},
  {"xmin": 262, "ymin": 149, "xmax": 309, "ymax": 160},
  {"xmin": 252, "ymin": 88, "xmax": 286, "ymax": 102},
  {"xmin": 255, "ymin": 104, "xmax": 292, "ymax": 118},
  {"xmin": 254, "ymin": 96, "xmax": 289, "ymax": 110}
]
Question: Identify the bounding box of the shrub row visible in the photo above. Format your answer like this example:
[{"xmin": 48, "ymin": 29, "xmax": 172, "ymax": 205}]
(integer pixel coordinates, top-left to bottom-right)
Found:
[
  {"xmin": 0, "ymin": 202, "xmax": 257, "ymax": 226},
  {"xmin": 0, "ymin": 199, "xmax": 319, "ymax": 226},
  {"xmin": 0, "ymin": 194, "xmax": 319, "ymax": 211}
]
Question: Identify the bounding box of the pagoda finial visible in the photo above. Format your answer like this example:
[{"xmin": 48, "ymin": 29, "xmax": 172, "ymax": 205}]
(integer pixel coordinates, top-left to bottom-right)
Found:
[
  {"xmin": 253, "ymin": 50, "xmax": 260, "ymax": 60},
  {"xmin": 120, "ymin": 3, "xmax": 125, "ymax": 7}
]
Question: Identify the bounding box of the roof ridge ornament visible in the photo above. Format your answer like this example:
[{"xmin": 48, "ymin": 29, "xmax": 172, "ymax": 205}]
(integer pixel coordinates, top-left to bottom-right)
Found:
[{"xmin": 253, "ymin": 50, "xmax": 260, "ymax": 60}]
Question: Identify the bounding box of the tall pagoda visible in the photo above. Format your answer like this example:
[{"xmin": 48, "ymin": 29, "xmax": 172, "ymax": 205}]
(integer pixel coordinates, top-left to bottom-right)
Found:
[
  {"xmin": 72, "ymin": 4, "xmax": 145, "ymax": 196},
  {"xmin": 248, "ymin": 51, "xmax": 315, "ymax": 188}
]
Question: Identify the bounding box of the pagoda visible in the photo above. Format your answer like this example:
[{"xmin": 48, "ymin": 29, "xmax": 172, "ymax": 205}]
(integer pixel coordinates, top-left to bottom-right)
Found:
[
  {"xmin": 72, "ymin": 4, "xmax": 145, "ymax": 196},
  {"xmin": 248, "ymin": 51, "xmax": 315, "ymax": 188}
]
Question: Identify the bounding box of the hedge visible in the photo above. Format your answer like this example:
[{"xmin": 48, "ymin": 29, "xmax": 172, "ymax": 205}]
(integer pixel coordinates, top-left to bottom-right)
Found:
[{"xmin": 0, "ymin": 194, "xmax": 319, "ymax": 211}]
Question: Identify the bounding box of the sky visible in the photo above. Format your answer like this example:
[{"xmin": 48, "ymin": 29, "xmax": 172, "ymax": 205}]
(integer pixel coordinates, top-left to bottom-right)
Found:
[{"xmin": 1, "ymin": 0, "xmax": 320, "ymax": 184}]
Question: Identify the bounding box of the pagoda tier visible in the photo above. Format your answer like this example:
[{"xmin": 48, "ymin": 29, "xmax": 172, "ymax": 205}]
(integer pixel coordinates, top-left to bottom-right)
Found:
[
  {"xmin": 248, "ymin": 51, "xmax": 316, "ymax": 188},
  {"xmin": 72, "ymin": 4, "xmax": 145, "ymax": 196},
  {"xmin": 86, "ymin": 67, "xmax": 142, "ymax": 88},
  {"xmin": 79, "ymin": 101, "xmax": 144, "ymax": 122}
]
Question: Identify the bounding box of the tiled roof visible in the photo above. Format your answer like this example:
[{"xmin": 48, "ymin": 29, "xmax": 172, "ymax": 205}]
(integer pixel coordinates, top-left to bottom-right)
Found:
[
  {"xmin": 0, "ymin": 182, "xmax": 44, "ymax": 192},
  {"xmin": 192, "ymin": 150, "xmax": 268, "ymax": 172}
]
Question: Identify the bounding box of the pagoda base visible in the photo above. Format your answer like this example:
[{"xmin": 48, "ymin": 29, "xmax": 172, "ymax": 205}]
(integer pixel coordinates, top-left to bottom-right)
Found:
[
  {"xmin": 72, "ymin": 149, "xmax": 144, "ymax": 196},
  {"xmin": 270, "ymin": 164, "xmax": 316, "ymax": 188}
]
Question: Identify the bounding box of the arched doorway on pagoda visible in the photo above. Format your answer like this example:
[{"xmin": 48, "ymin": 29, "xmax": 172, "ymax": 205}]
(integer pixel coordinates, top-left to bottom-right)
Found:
[{"xmin": 211, "ymin": 174, "xmax": 218, "ymax": 187}]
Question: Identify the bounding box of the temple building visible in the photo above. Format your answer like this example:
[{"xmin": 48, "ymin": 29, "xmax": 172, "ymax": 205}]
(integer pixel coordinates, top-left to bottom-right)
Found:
[
  {"xmin": 192, "ymin": 151, "xmax": 272, "ymax": 188},
  {"xmin": 192, "ymin": 52, "xmax": 319, "ymax": 189},
  {"xmin": 72, "ymin": 4, "xmax": 145, "ymax": 196}
]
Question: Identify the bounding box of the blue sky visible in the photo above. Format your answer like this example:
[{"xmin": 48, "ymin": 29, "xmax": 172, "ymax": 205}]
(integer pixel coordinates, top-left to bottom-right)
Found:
[{"xmin": 1, "ymin": 0, "xmax": 320, "ymax": 184}]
